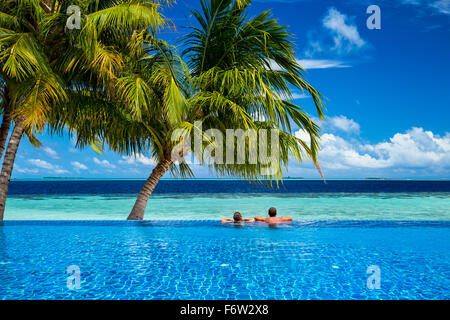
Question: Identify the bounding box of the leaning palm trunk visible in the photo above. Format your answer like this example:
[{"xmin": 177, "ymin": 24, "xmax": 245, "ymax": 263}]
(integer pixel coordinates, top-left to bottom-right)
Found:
[
  {"xmin": 127, "ymin": 159, "xmax": 173, "ymax": 220},
  {"xmin": 0, "ymin": 104, "xmax": 13, "ymax": 157},
  {"xmin": 0, "ymin": 119, "xmax": 24, "ymax": 220}
]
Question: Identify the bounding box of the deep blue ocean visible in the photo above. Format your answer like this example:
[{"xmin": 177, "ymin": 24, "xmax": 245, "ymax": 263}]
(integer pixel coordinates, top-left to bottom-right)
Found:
[{"xmin": 9, "ymin": 179, "xmax": 450, "ymax": 195}]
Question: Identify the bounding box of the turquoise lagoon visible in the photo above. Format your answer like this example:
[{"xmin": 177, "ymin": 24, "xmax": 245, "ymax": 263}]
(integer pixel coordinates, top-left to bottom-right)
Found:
[{"xmin": 5, "ymin": 192, "xmax": 450, "ymax": 220}]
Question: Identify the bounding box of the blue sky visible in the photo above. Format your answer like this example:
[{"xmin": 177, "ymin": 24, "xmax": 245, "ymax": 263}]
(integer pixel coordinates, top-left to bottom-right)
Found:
[{"xmin": 12, "ymin": 0, "xmax": 450, "ymax": 179}]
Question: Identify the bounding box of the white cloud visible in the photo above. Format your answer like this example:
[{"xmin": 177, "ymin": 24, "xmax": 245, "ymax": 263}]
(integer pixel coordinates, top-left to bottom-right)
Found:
[
  {"xmin": 28, "ymin": 159, "xmax": 56, "ymax": 170},
  {"xmin": 119, "ymin": 154, "xmax": 157, "ymax": 166},
  {"xmin": 291, "ymin": 92, "xmax": 310, "ymax": 99},
  {"xmin": 43, "ymin": 147, "xmax": 59, "ymax": 159},
  {"xmin": 275, "ymin": 91, "xmax": 311, "ymax": 101},
  {"xmin": 302, "ymin": 7, "xmax": 367, "ymax": 67},
  {"xmin": 93, "ymin": 157, "xmax": 116, "ymax": 169},
  {"xmin": 327, "ymin": 115, "xmax": 360, "ymax": 134},
  {"xmin": 323, "ymin": 8, "xmax": 366, "ymax": 54},
  {"xmin": 16, "ymin": 166, "xmax": 39, "ymax": 174},
  {"xmin": 318, "ymin": 133, "xmax": 391, "ymax": 169},
  {"xmin": 297, "ymin": 59, "xmax": 350, "ymax": 69},
  {"xmin": 253, "ymin": 112, "xmax": 267, "ymax": 122},
  {"xmin": 71, "ymin": 161, "xmax": 88, "ymax": 171},
  {"xmin": 295, "ymin": 129, "xmax": 311, "ymax": 145},
  {"xmin": 367, "ymin": 127, "xmax": 450, "ymax": 168},
  {"xmin": 294, "ymin": 126, "xmax": 450, "ymax": 172},
  {"xmin": 27, "ymin": 159, "xmax": 68, "ymax": 174},
  {"xmin": 271, "ymin": 59, "xmax": 349, "ymax": 71}
]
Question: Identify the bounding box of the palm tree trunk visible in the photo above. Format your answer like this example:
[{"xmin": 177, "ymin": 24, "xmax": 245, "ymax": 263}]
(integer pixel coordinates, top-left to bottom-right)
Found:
[
  {"xmin": 0, "ymin": 119, "xmax": 24, "ymax": 220},
  {"xmin": 127, "ymin": 159, "xmax": 173, "ymax": 220},
  {"xmin": 0, "ymin": 103, "xmax": 13, "ymax": 158}
]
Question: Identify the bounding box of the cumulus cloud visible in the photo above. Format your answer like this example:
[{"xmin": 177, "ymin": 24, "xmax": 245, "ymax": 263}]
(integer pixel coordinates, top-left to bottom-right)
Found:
[
  {"xmin": 27, "ymin": 159, "xmax": 68, "ymax": 174},
  {"xmin": 28, "ymin": 159, "xmax": 53, "ymax": 169},
  {"xmin": 294, "ymin": 126, "xmax": 450, "ymax": 173},
  {"xmin": 295, "ymin": 129, "xmax": 312, "ymax": 145},
  {"xmin": 119, "ymin": 154, "xmax": 157, "ymax": 166},
  {"xmin": 297, "ymin": 115, "xmax": 360, "ymax": 135},
  {"xmin": 93, "ymin": 157, "xmax": 116, "ymax": 169},
  {"xmin": 323, "ymin": 8, "xmax": 366, "ymax": 53},
  {"xmin": 327, "ymin": 115, "xmax": 360, "ymax": 134},
  {"xmin": 318, "ymin": 133, "xmax": 391, "ymax": 169},
  {"xmin": 304, "ymin": 7, "xmax": 367, "ymax": 61},
  {"xmin": 365, "ymin": 128, "xmax": 450, "ymax": 168},
  {"xmin": 71, "ymin": 161, "xmax": 88, "ymax": 171}
]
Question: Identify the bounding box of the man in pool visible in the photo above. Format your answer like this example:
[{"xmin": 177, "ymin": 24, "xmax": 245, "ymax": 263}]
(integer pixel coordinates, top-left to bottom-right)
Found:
[
  {"xmin": 254, "ymin": 207, "xmax": 292, "ymax": 223},
  {"xmin": 221, "ymin": 212, "xmax": 255, "ymax": 223}
]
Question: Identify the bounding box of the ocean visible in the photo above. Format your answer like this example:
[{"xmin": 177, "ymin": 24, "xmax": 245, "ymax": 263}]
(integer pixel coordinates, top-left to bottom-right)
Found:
[{"xmin": 5, "ymin": 179, "xmax": 450, "ymax": 220}]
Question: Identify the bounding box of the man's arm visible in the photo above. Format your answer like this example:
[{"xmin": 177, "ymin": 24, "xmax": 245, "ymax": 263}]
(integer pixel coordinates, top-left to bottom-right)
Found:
[
  {"xmin": 254, "ymin": 216, "xmax": 267, "ymax": 222},
  {"xmin": 243, "ymin": 218, "xmax": 255, "ymax": 222},
  {"xmin": 221, "ymin": 219, "xmax": 233, "ymax": 223},
  {"xmin": 280, "ymin": 217, "xmax": 293, "ymax": 221}
]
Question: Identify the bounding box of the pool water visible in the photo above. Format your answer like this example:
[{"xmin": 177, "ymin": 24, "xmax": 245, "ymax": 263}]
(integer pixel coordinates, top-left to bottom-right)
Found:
[{"xmin": 0, "ymin": 221, "xmax": 448, "ymax": 300}]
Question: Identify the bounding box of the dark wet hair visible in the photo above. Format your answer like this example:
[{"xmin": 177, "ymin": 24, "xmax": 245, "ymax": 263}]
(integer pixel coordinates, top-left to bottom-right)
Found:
[
  {"xmin": 268, "ymin": 207, "xmax": 277, "ymax": 217},
  {"xmin": 233, "ymin": 212, "xmax": 242, "ymax": 222}
]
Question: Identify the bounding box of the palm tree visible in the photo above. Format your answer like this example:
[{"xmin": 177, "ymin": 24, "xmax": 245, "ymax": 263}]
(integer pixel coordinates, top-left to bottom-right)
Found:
[
  {"xmin": 63, "ymin": 0, "xmax": 325, "ymax": 220},
  {"xmin": 0, "ymin": 0, "xmax": 169, "ymax": 220},
  {"xmin": 0, "ymin": 81, "xmax": 13, "ymax": 157}
]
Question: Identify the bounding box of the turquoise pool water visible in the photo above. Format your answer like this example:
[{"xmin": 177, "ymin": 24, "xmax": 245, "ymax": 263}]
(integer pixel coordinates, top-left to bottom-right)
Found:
[
  {"xmin": 5, "ymin": 193, "xmax": 450, "ymax": 220},
  {"xmin": 2, "ymin": 181, "xmax": 449, "ymax": 300},
  {"xmin": 0, "ymin": 221, "xmax": 448, "ymax": 300}
]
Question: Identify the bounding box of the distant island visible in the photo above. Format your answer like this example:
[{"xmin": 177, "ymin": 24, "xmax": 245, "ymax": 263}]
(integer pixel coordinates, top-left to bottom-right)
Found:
[{"xmin": 43, "ymin": 177, "xmax": 88, "ymax": 180}]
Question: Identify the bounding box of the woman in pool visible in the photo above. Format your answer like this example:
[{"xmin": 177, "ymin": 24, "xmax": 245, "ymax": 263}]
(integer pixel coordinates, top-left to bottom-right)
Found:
[
  {"xmin": 255, "ymin": 207, "xmax": 292, "ymax": 223},
  {"xmin": 221, "ymin": 212, "xmax": 255, "ymax": 223}
]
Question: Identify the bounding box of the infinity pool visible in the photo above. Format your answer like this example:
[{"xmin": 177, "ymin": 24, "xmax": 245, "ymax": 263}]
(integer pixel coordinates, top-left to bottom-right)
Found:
[{"xmin": 0, "ymin": 221, "xmax": 449, "ymax": 300}]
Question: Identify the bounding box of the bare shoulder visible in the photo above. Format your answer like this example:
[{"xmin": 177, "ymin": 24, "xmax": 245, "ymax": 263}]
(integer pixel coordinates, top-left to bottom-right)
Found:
[{"xmin": 254, "ymin": 216, "xmax": 267, "ymax": 222}]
